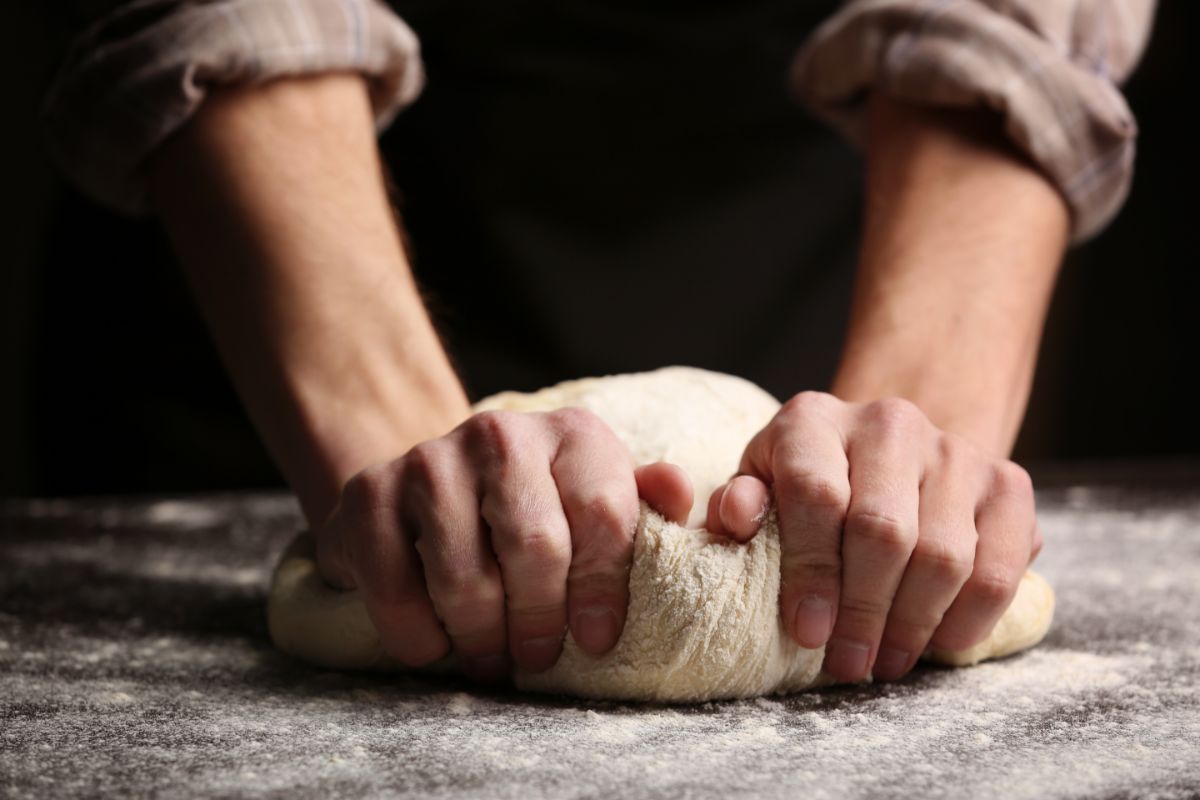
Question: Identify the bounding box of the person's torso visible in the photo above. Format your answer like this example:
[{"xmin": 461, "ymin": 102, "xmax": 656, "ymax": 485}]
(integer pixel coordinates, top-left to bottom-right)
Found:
[{"xmin": 384, "ymin": 0, "xmax": 862, "ymax": 401}]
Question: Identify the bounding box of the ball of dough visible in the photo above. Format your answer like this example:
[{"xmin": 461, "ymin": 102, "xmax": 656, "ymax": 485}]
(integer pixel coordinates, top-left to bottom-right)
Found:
[{"xmin": 268, "ymin": 367, "xmax": 1055, "ymax": 701}]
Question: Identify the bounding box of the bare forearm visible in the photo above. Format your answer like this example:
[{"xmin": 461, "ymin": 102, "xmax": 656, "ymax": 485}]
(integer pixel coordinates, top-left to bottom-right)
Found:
[
  {"xmin": 148, "ymin": 74, "xmax": 470, "ymax": 525},
  {"xmin": 831, "ymin": 94, "xmax": 1070, "ymax": 455}
]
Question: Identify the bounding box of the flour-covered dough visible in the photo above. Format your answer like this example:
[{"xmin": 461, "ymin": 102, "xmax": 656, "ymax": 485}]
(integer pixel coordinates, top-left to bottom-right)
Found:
[{"xmin": 268, "ymin": 367, "xmax": 1055, "ymax": 701}]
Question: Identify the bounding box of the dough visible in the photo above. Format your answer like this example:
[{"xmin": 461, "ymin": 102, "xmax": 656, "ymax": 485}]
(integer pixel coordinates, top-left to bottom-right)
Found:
[{"xmin": 268, "ymin": 367, "xmax": 1055, "ymax": 702}]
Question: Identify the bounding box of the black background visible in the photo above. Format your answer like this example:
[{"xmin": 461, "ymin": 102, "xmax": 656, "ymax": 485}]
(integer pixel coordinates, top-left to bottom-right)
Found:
[{"xmin": 1, "ymin": 3, "xmax": 1195, "ymax": 498}]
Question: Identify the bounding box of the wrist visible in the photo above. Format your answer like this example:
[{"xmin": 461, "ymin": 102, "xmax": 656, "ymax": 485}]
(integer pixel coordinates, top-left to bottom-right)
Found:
[
  {"xmin": 274, "ymin": 291, "xmax": 473, "ymax": 525},
  {"xmin": 830, "ymin": 352, "xmax": 1024, "ymax": 456}
]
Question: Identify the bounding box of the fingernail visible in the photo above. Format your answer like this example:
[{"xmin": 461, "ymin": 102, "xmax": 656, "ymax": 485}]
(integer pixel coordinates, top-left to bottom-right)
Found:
[
  {"xmin": 825, "ymin": 639, "xmax": 871, "ymax": 681},
  {"xmin": 518, "ymin": 635, "xmax": 563, "ymax": 671},
  {"xmin": 872, "ymin": 647, "xmax": 911, "ymax": 681},
  {"xmin": 789, "ymin": 595, "xmax": 833, "ymax": 648},
  {"xmin": 466, "ymin": 654, "xmax": 509, "ymax": 683},
  {"xmin": 573, "ymin": 605, "xmax": 620, "ymax": 653}
]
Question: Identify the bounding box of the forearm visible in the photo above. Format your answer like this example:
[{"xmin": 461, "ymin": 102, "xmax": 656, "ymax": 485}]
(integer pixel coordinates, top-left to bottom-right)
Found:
[
  {"xmin": 831, "ymin": 94, "xmax": 1070, "ymax": 456},
  {"xmin": 148, "ymin": 73, "xmax": 470, "ymax": 525}
]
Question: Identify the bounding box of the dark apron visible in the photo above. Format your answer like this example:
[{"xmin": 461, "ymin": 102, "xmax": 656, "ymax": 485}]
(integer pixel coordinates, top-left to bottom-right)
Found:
[{"xmin": 384, "ymin": 0, "xmax": 860, "ymax": 402}]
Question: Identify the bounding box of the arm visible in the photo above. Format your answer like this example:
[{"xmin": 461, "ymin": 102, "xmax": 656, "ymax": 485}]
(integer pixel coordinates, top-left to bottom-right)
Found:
[
  {"xmin": 148, "ymin": 73, "xmax": 471, "ymax": 527},
  {"xmin": 831, "ymin": 93, "xmax": 1069, "ymax": 455}
]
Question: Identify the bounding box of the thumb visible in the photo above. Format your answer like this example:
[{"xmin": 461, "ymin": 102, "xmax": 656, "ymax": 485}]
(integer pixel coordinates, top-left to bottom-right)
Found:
[
  {"xmin": 634, "ymin": 462, "xmax": 694, "ymax": 525},
  {"xmin": 705, "ymin": 475, "xmax": 771, "ymax": 542}
]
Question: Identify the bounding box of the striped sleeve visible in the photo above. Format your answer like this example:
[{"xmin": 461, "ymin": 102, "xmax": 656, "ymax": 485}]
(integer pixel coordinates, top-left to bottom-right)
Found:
[
  {"xmin": 43, "ymin": 0, "xmax": 424, "ymax": 216},
  {"xmin": 792, "ymin": 0, "xmax": 1157, "ymax": 243}
]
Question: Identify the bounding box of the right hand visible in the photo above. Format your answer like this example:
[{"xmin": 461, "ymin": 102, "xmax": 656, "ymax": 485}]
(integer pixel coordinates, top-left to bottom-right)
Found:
[{"xmin": 312, "ymin": 407, "xmax": 693, "ymax": 682}]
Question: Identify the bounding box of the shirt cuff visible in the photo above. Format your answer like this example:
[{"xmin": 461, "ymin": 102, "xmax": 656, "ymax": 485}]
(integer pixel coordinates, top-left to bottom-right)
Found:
[
  {"xmin": 43, "ymin": 0, "xmax": 424, "ymax": 216},
  {"xmin": 791, "ymin": 1, "xmax": 1142, "ymax": 243}
]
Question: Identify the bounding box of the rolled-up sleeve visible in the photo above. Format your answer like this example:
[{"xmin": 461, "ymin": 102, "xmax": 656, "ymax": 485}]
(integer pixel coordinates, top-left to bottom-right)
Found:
[
  {"xmin": 792, "ymin": 1, "xmax": 1157, "ymax": 242},
  {"xmin": 43, "ymin": 0, "xmax": 425, "ymax": 216}
]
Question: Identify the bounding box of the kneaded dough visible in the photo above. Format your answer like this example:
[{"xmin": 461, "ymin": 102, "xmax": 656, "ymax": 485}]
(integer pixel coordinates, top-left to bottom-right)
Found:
[{"xmin": 268, "ymin": 366, "xmax": 1055, "ymax": 702}]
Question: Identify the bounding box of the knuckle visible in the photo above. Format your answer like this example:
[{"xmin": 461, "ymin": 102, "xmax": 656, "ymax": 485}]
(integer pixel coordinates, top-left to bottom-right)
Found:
[
  {"xmin": 509, "ymin": 524, "xmax": 572, "ymax": 571},
  {"xmin": 466, "ymin": 409, "xmax": 523, "ymax": 462},
  {"xmin": 430, "ymin": 568, "xmax": 504, "ymax": 613},
  {"xmin": 888, "ymin": 608, "xmax": 945, "ymax": 635},
  {"xmin": 506, "ymin": 599, "xmax": 564, "ymax": 627},
  {"xmin": 402, "ymin": 441, "xmax": 442, "ymax": 488},
  {"xmin": 913, "ymin": 537, "xmax": 975, "ymax": 585},
  {"xmin": 780, "ymin": 552, "xmax": 841, "ymax": 588},
  {"xmin": 847, "ymin": 508, "xmax": 916, "ymax": 555},
  {"xmin": 568, "ymin": 558, "xmax": 628, "ymax": 601},
  {"xmin": 777, "ymin": 467, "xmax": 850, "ymax": 513},
  {"xmin": 339, "ymin": 463, "xmax": 395, "ymax": 518},
  {"xmin": 780, "ymin": 391, "xmax": 834, "ymax": 422},
  {"xmin": 935, "ymin": 431, "xmax": 972, "ymax": 468},
  {"xmin": 552, "ymin": 406, "xmax": 608, "ymax": 437},
  {"xmin": 573, "ymin": 491, "xmax": 636, "ymax": 547},
  {"xmin": 993, "ymin": 461, "xmax": 1035, "ymax": 500},
  {"xmin": 836, "ymin": 594, "xmax": 891, "ymax": 622},
  {"xmin": 402, "ymin": 442, "xmax": 461, "ymax": 510},
  {"xmin": 966, "ymin": 567, "xmax": 1018, "ymax": 610},
  {"xmin": 866, "ymin": 396, "xmax": 922, "ymax": 434}
]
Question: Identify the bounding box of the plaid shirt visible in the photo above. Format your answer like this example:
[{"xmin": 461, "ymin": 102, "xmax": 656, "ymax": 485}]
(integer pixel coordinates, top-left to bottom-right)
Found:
[{"xmin": 44, "ymin": 0, "xmax": 1156, "ymax": 242}]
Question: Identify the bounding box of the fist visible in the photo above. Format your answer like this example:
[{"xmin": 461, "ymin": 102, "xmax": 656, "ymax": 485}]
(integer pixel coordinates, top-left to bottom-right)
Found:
[
  {"xmin": 707, "ymin": 393, "xmax": 1041, "ymax": 682},
  {"xmin": 313, "ymin": 408, "xmax": 692, "ymax": 682}
]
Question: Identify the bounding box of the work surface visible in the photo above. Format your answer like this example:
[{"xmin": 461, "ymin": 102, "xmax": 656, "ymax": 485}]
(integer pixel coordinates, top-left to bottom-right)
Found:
[{"xmin": 2, "ymin": 466, "xmax": 1199, "ymax": 799}]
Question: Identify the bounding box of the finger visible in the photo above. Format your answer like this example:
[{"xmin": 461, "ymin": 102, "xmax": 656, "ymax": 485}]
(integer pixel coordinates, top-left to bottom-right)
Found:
[
  {"xmin": 873, "ymin": 438, "xmax": 980, "ymax": 681},
  {"xmin": 550, "ymin": 408, "xmax": 640, "ymax": 655},
  {"xmin": 721, "ymin": 475, "xmax": 770, "ymax": 541},
  {"xmin": 320, "ymin": 463, "xmax": 450, "ymax": 667},
  {"xmin": 1030, "ymin": 521, "xmax": 1044, "ymax": 565},
  {"xmin": 826, "ymin": 399, "xmax": 923, "ymax": 682},
  {"xmin": 635, "ymin": 462, "xmax": 694, "ymax": 525},
  {"xmin": 705, "ymin": 483, "xmax": 729, "ymax": 537},
  {"xmin": 705, "ymin": 475, "xmax": 770, "ymax": 543},
  {"xmin": 741, "ymin": 393, "xmax": 849, "ymax": 651},
  {"xmin": 404, "ymin": 439, "xmax": 510, "ymax": 682},
  {"xmin": 931, "ymin": 461, "xmax": 1037, "ymax": 652},
  {"xmin": 477, "ymin": 423, "xmax": 572, "ymax": 673}
]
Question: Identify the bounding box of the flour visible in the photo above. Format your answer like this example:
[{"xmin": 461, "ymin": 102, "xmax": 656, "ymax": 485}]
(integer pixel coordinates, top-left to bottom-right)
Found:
[
  {"xmin": 3, "ymin": 480, "xmax": 1197, "ymax": 799},
  {"xmin": 1, "ymin": 629, "xmax": 1198, "ymax": 798}
]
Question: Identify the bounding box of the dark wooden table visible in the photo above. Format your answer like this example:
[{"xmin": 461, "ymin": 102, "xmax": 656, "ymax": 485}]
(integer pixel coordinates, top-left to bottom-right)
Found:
[{"xmin": 2, "ymin": 462, "xmax": 1199, "ymax": 799}]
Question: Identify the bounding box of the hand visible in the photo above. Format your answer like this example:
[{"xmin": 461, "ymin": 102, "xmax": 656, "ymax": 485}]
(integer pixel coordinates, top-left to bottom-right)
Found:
[
  {"xmin": 313, "ymin": 408, "xmax": 694, "ymax": 682},
  {"xmin": 706, "ymin": 393, "xmax": 1042, "ymax": 683}
]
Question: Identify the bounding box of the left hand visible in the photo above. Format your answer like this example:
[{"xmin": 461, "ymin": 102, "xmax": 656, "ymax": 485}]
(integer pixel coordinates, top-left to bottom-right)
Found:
[{"xmin": 705, "ymin": 392, "xmax": 1042, "ymax": 683}]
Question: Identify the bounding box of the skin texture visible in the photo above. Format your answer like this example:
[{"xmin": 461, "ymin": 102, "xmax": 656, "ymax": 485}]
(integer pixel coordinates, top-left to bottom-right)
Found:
[{"xmin": 150, "ymin": 75, "xmax": 1066, "ymax": 685}]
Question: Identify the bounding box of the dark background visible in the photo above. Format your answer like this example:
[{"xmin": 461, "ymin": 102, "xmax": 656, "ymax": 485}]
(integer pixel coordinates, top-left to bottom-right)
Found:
[{"xmin": 2, "ymin": 3, "xmax": 1196, "ymax": 499}]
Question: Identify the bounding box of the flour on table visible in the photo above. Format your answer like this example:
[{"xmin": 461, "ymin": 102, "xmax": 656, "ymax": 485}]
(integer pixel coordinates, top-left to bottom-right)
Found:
[{"xmin": 268, "ymin": 367, "xmax": 1055, "ymax": 701}]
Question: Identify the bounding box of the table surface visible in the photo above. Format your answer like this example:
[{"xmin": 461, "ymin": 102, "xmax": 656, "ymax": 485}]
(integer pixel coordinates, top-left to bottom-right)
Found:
[{"xmin": 2, "ymin": 465, "xmax": 1199, "ymax": 799}]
